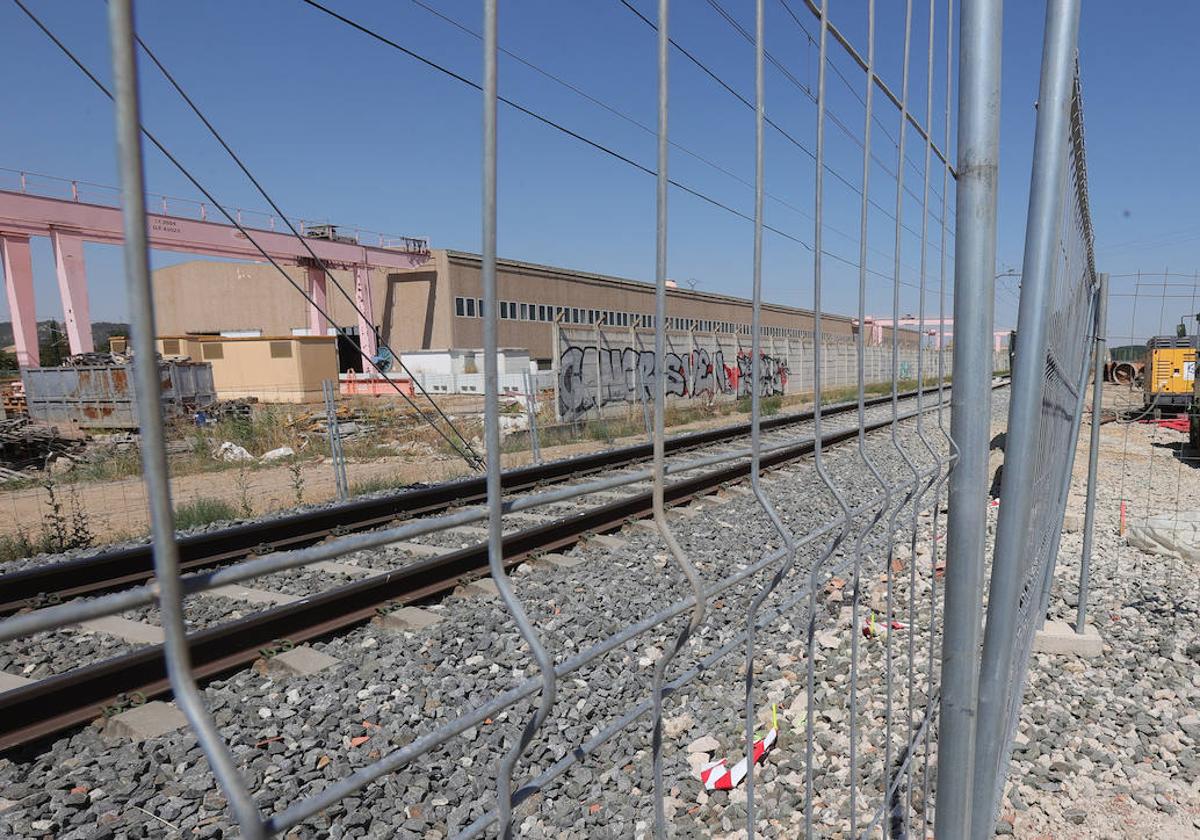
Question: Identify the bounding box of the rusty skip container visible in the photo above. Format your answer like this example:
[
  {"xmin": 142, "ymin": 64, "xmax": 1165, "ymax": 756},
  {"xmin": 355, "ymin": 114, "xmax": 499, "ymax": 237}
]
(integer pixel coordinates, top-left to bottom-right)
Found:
[{"xmin": 21, "ymin": 361, "xmax": 216, "ymax": 429}]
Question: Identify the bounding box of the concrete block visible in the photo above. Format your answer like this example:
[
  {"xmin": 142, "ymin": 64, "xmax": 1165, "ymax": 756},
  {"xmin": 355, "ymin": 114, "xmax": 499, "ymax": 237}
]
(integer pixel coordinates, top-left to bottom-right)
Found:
[
  {"xmin": 588, "ymin": 491, "xmax": 631, "ymax": 503},
  {"xmin": 79, "ymin": 616, "xmax": 164, "ymax": 645},
  {"xmin": 392, "ymin": 541, "xmax": 444, "ymax": 557},
  {"xmin": 446, "ymin": 526, "xmax": 490, "ymax": 539},
  {"xmin": 587, "ymin": 534, "xmax": 627, "ymax": 551},
  {"xmin": 631, "ymin": 519, "xmax": 660, "ymax": 534},
  {"xmin": 205, "ymin": 584, "xmax": 298, "ymax": 606},
  {"xmin": 374, "ymin": 606, "xmax": 443, "ymax": 631},
  {"xmin": 0, "ymin": 671, "xmax": 32, "ymax": 694},
  {"xmin": 104, "ymin": 701, "xmax": 187, "ymax": 742},
  {"xmin": 256, "ymin": 645, "xmax": 341, "ymax": 677},
  {"xmin": 1032, "ymin": 620, "xmax": 1103, "ymax": 657},
  {"xmin": 532, "ymin": 553, "xmax": 585, "ymax": 570},
  {"xmin": 312, "ymin": 560, "xmax": 371, "ymax": 577},
  {"xmin": 455, "ymin": 578, "xmax": 500, "ymax": 600}
]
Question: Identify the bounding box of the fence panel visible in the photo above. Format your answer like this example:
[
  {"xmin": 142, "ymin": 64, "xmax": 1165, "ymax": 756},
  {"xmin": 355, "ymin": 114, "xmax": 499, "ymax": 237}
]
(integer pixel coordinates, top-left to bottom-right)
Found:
[
  {"xmin": 969, "ymin": 12, "xmax": 1098, "ymax": 830},
  {"xmin": 0, "ymin": 2, "xmax": 1062, "ymax": 839}
]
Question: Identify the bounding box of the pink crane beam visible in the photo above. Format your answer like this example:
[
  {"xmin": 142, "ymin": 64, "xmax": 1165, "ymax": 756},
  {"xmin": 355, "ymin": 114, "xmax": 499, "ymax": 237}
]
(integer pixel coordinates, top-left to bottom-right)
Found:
[{"xmin": 0, "ymin": 189, "xmax": 429, "ymax": 367}]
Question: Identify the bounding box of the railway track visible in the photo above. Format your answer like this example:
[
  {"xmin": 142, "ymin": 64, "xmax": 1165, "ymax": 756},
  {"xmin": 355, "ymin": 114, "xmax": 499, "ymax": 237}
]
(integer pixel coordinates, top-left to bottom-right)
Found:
[
  {"xmin": 0, "ymin": 382, "xmax": 1002, "ymax": 751},
  {"xmin": 0, "ymin": 385, "xmax": 946, "ymax": 615}
]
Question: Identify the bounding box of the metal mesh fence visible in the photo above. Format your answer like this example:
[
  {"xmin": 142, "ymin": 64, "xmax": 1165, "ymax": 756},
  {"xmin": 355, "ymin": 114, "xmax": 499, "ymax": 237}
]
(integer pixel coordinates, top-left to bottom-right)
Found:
[
  {"xmin": 970, "ymin": 53, "xmax": 1099, "ymax": 829},
  {"xmin": 0, "ymin": 1, "xmax": 1070, "ymax": 839}
]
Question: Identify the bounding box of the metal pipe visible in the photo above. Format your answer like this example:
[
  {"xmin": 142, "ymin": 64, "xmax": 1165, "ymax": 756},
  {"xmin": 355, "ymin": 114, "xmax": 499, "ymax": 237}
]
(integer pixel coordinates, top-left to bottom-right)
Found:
[
  {"xmin": 882, "ymin": 4, "xmax": 918, "ymax": 834},
  {"xmin": 934, "ymin": 0, "xmax": 1004, "ymax": 836},
  {"xmin": 743, "ymin": 0, "xmax": 800, "ymax": 830},
  {"xmin": 971, "ymin": 1, "xmax": 1081, "ymax": 834},
  {"xmin": 848, "ymin": 1, "xmax": 888, "ymax": 833},
  {"xmin": 480, "ymin": 4, "xmax": 558, "ymax": 835},
  {"xmin": 1077, "ymin": 272, "xmax": 1107, "ymax": 632},
  {"xmin": 802, "ymin": 4, "xmax": 854, "ymax": 837},
  {"xmin": 647, "ymin": 3, "xmax": 706, "ymax": 835},
  {"xmin": 105, "ymin": 2, "xmax": 263, "ymax": 837},
  {"xmin": 924, "ymin": 7, "xmax": 957, "ymax": 833}
]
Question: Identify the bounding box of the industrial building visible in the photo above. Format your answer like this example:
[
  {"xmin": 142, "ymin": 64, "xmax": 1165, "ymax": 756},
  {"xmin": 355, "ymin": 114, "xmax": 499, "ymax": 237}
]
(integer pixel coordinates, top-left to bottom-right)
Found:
[{"xmin": 151, "ymin": 249, "xmax": 916, "ymax": 371}]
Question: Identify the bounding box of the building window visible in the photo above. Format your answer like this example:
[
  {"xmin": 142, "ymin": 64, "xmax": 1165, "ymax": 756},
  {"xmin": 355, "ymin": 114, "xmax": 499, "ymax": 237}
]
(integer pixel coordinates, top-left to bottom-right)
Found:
[
  {"xmin": 269, "ymin": 341, "xmax": 293, "ymax": 358},
  {"xmin": 519, "ymin": 303, "xmax": 528, "ymax": 320},
  {"xmin": 202, "ymin": 342, "xmax": 224, "ymax": 360},
  {"xmin": 455, "ymin": 297, "xmax": 465, "ymax": 317},
  {"xmin": 162, "ymin": 339, "xmax": 181, "ymax": 355},
  {"xmin": 465, "ymin": 298, "xmax": 476, "ymax": 317}
]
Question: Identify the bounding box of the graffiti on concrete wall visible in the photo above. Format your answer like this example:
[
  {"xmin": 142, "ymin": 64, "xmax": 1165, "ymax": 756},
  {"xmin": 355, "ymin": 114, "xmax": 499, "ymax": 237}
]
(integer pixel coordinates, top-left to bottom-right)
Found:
[{"xmin": 558, "ymin": 345, "xmax": 789, "ymax": 419}]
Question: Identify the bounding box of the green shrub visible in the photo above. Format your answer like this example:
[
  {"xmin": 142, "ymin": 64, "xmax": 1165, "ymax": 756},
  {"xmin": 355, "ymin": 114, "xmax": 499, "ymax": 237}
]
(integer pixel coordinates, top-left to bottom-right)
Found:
[
  {"xmin": 0, "ymin": 530, "xmax": 39, "ymax": 564},
  {"xmin": 175, "ymin": 497, "xmax": 239, "ymax": 531},
  {"xmin": 350, "ymin": 475, "xmax": 410, "ymax": 497}
]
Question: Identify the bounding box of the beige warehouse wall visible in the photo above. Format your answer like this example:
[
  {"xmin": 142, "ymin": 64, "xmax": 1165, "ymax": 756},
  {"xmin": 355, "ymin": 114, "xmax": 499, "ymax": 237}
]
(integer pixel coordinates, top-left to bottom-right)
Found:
[
  {"xmin": 152, "ymin": 261, "xmax": 390, "ymax": 337},
  {"xmin": 152, "ymin": 252, "xmax": 916, "ymax": 367},
  {"xmin": 157, "ymin": 335, "xmax": 338, "ymax": 403}
]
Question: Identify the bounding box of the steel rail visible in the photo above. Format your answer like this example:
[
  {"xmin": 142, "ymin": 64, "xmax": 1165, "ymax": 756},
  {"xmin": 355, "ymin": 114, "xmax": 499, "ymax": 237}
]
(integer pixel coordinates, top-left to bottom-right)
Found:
[
  {"xmin": 0, "ymin": 385, "xmax": 950, "ymax": 614},
  {"xmin": 0, "ymin": 389, "xmax": 999, "ymax": 752}
]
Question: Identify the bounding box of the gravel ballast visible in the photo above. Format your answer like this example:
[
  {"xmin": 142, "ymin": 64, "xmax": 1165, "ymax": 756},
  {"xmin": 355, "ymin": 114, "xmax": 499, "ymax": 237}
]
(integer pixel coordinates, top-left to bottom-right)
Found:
[{"xmin": 7, "ymin": 385, "xmax": 1192, "ymax": 838}]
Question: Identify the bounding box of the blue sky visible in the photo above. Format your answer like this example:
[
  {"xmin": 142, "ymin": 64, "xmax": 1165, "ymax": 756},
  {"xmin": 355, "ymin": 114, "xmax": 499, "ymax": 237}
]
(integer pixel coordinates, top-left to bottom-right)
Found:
[{"xmin": 1, "ymin": 1, "xmax": 1197, "ymax": 344}]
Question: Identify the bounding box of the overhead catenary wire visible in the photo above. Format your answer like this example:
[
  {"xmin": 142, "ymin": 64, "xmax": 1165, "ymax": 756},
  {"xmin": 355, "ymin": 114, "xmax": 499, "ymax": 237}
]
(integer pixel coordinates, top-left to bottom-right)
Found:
[
  {"xmin": 616, "ymin": 0, "xmax": 936, "ymax": 243},
  {"xmin": 302, "ymin": 0, "xmax": 934, "ymax": 294},
  {"xmin": 611, "ymin": 0, "xmax": 938, "ymax": 291},
  {"xmin": 10, "ymin": 0, "xmax": 484, "ymax": 469},
  {"xmin": 299, "ymin": 0, "xmax": 809, "ymax": 254},
  {"xmin": 407, "ymin": 0, "xmax": 812, "ymax": 223},
  {"xmin": 412, "ymin": 0, "xmax": 926, "ymax": 268},
  {"xmin": 129, "ymin": 30, "xmax": 484, "ymax": 469}
]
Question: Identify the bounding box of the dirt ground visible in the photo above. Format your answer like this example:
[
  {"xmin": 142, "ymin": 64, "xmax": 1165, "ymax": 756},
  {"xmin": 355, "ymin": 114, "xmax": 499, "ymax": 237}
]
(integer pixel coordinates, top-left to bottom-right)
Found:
[
  {"xmin": 0, "ymin": 400, "xmax": 820, "ymax": 544},
  {"xmin": 994, "ymin": 380, "xmax": 1200, "ymax": 838}
]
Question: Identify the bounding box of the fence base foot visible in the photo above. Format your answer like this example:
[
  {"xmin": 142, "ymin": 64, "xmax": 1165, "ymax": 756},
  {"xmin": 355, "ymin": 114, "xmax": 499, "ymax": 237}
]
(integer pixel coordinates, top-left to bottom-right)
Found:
[{"xmin": 1032, "ymin": 620, "xmax": 1102, "ymax": 657}]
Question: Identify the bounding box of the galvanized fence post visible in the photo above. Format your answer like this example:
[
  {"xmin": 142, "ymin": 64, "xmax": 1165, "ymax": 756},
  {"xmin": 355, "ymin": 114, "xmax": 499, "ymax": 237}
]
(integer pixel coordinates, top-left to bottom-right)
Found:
[
  {"xmin": 971, "ymin": 0, "xmax": 1083, "ymax": 834},
  {"xmin": 107, "ymin": 1, "xmax": 264, "ymax": 836},
  {"xmin": 323, "ymin": 379, "xmax": 348, "ymax": 501},
  {"xmin": 523, "ymin": 370, "xmax": 542, "ymax": 464},
  {"xmin": 934, "ymin": 0, "xmax": 1003, "ymax": 836},
  {"xmin": 1077, "ymin": 271, "xmax": 1107, "ymax": 632}
]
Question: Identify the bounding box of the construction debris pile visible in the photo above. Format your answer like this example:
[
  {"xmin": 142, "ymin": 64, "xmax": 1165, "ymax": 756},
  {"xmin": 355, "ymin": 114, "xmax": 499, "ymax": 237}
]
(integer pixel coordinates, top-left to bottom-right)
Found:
[{"xmin": 0, "ymin": 417, "xmax": 84, "ymax": 482}]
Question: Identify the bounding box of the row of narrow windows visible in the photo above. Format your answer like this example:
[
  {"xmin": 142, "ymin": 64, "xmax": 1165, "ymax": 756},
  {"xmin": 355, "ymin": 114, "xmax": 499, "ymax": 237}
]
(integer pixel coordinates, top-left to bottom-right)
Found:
[{"xmin": 452, "ymin": 297, "xmax": 808, "ymax": 338}]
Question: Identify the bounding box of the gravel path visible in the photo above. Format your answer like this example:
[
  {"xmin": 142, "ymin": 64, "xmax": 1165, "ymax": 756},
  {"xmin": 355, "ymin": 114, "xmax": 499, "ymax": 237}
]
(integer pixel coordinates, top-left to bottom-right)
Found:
[{"xmin": 992, "ymin": 390, "xmax": 1200, "ymax": 838}]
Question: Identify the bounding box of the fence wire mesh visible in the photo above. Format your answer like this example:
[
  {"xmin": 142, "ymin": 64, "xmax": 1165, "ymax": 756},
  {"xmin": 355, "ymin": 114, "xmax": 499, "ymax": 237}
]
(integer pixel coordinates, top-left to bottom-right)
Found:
[
  {"xmin": 0, "ymin": 1, "xmax": 1069, "ymax": 838},
  {"xmin": 972, "ymin": 54, "xmax": 1099, "ymax": 830}
]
